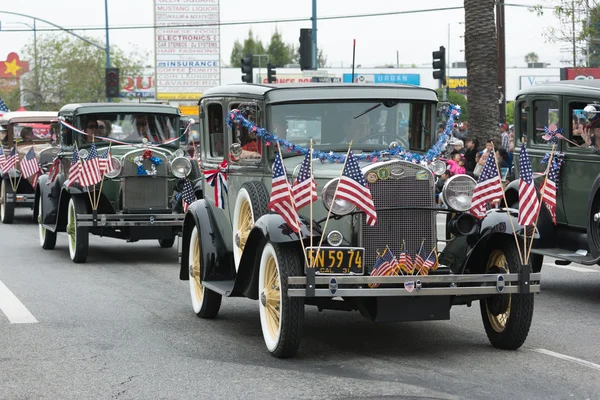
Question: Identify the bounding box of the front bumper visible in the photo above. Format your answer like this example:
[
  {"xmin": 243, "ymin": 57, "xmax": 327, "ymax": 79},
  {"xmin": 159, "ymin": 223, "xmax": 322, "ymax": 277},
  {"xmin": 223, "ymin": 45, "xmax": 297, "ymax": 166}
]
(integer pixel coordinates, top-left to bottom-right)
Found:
[
  {"xmin": 287, "ymin": 272, "xmax": 541, "ymax": 297},
  {"xmin": 76, "ymin": 212, "xmax": 185, "ymax": 227}
]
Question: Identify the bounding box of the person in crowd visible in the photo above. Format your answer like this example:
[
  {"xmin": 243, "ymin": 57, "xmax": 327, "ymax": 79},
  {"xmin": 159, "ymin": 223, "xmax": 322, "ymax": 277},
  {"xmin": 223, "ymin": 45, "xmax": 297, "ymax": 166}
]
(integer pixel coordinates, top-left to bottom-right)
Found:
[
  {"xmin": 582, "ymin": 119, "xmax": 600, "ymax": 148},
  {"xmin": 497, "ymin": 148, "xmax": 510, "ymax": 169},
  {"xmin": 449, "ymin": 139, "xmax": 466, "ymax": 156},
  {"xmin": 454, "ymin": 121, "xmax": 469, "ymax": 141},
  {"xmin": 463, "ymin": 138, "xmax": 479, "ymax": 173},
  {"xmin": 447, "ymin": 153, "xmax": 467, "ymax": 175},
  {"xmin": 436, "ymin": 170, "xmax": 451, "ymax": 206},
  {"xmin": 500, "ymin": 123, "xmax": 510, "ymax": 151}
]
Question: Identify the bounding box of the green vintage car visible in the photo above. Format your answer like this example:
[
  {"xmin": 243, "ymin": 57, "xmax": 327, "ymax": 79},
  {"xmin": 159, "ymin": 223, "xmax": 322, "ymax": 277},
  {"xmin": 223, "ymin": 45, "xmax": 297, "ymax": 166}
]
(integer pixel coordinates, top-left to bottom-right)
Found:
[
  {"xmin": 37, "ymin": 103, "xmax": 197, "ymax": 263},
  {"xmin": 505, "ymin": 79, "xmax": 600, "ymax": 267},
  {"xmin": 179, "ymin": 83, "xmax": 541, "ymax": 358}
]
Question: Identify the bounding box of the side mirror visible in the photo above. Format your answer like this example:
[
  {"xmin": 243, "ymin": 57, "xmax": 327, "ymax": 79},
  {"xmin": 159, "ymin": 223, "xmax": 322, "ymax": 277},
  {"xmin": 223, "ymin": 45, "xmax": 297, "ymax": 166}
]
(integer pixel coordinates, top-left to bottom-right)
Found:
[{"xmin": 229, "ymin": 142, "xmax": 242, "ymax": 160}]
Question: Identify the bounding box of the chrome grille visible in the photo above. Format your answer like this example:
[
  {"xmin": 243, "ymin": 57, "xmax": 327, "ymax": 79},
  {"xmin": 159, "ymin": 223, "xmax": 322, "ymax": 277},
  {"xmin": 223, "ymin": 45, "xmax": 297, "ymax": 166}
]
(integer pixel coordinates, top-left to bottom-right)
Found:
[
  {"xmin": 361, "ymin": 161, "xmax": 436, "ymax": 270},
  {"xmin": 123, "ymin": 177, "xmax": 168, "ymax": 211}
]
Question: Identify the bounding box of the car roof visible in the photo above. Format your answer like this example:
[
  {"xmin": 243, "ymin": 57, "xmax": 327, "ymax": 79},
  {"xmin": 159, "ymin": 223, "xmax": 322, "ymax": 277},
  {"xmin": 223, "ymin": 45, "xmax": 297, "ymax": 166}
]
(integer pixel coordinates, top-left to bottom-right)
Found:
[
  {"xmin": 0, "ymin": 111, "xmax": 58, "ymax": 125},
  {"xmin": 59, "ymin": 103, "xmax": 181, "ymax": 116},
  {"xmin": 199, "ymin": 83, "xmax": 439, "ymax": 104},
  {"xmin": 516, "ymin": 79, "xmax": 600, "ymax": 98}
]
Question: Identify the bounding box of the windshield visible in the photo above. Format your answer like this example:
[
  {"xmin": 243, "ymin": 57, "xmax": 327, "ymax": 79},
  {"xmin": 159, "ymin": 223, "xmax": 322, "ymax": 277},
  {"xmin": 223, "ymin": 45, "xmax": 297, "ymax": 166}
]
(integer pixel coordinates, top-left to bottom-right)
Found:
[
  {"xmin": 269, "ymin": 100, "xmax": 434, "ymax": 154},
  {"xmin": 76, "ymin": 113, "xmax": 179, "ymax": 145},
  {"xmin": 1, "ymin": 122, "xmax": 58, "ymax": 147}
]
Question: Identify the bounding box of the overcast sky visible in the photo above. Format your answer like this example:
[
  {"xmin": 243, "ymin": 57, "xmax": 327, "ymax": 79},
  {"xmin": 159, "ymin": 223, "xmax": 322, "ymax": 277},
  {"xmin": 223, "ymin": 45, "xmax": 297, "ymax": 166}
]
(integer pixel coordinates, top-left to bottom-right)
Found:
[{"xmin": 0, "ymin": 0, "xmax": 572, "ymax": 69}]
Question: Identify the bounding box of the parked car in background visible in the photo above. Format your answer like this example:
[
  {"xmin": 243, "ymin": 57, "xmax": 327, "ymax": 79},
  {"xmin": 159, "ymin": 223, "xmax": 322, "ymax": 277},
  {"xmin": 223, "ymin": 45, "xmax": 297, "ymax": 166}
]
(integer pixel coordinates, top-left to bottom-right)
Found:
[
  {"xmin": 37, "ymin": 103, "xmax": 197, "ymax": 263},
  {"xmin": 179, "ymin": 83, "xmax": 540, "ymax": 358},
  {"xmin": 0, "ymin": 111, "xmax": 59, "ymax": 224}
]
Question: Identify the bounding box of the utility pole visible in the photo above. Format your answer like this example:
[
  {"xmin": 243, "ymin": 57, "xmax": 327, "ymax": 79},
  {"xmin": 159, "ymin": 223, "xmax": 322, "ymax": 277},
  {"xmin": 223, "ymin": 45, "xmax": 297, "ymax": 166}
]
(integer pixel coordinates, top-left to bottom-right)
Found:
[
  {"xmin": 311, "ymin": 0, "xmax": 317, "ymax": 69},
  {"xmin": 496, "ymin": 0, "xmax": 506, "ymax": 123},
  {"xmin": 105, "ymin": 0, "xmax": 111, "ymax": 102}
]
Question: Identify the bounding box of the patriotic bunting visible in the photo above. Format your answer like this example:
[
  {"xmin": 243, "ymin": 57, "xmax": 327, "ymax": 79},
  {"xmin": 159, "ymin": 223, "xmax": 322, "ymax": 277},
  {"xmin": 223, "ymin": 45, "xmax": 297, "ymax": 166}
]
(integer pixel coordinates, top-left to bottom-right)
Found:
[{"xmin": 203, "ymin": 160, "xmax": 228, "ymax": 209}]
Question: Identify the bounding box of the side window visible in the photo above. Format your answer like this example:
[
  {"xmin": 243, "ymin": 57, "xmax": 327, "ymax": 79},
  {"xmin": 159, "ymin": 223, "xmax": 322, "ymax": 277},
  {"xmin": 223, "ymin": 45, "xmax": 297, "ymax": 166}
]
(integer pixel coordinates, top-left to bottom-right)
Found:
[
  {"xmin": 229, "ymin": 102, "xmax": 262, "ymax": 162},
  {"xmin": 568, "ymin": 101, "xmax": 595, "ymax": 148},
  {"xmin": 61, "ymin": 118, "xmax": 73, "ymax": 146},
  {"xmin": 517, "ymin": 100, "xmax": 528, "ymax": 144},
  {"xmin": 207, "ymin": 103, "xmax": 224, "ymax": 158},
  {"xmin": 532, "ymin": 99, "xmax": 558, "ymax": 145}
]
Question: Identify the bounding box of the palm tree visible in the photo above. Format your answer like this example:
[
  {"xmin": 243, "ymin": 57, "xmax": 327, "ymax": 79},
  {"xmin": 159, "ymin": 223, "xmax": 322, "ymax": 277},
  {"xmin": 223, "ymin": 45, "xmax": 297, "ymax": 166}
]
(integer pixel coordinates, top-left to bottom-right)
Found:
[
  {"xmin": 464, "ymin": 0, "xmax": 501, "ymax": 146},
  {"xmin": 524, "ymin": 52, "xmax": 539, "ymax": 66}
]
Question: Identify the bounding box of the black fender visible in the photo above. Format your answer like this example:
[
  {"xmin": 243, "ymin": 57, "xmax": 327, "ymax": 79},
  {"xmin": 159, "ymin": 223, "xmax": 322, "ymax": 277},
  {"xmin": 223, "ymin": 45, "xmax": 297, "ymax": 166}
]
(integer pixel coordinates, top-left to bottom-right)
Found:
[
  {"xmin": 179, "ymin": 199, "xmax": 234, "ymax": 282},
  {"xmin": 503, "ymin": 180, "xmax": 519, "ymax": 208},
  {"xmin": 233, "ymin": 213, "xmax": 321, "ymax": 300},
  {"xmin": 587, "ymin": 173, "xmax": 600, "ymax": 258},
  {"xmin": 37, "ymin": 173, "xmax": 63, "ymax": 228}
]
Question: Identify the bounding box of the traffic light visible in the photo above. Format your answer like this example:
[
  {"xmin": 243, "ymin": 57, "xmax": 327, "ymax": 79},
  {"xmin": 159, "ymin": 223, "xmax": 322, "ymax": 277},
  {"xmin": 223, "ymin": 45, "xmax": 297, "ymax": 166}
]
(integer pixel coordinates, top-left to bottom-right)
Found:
[
  {"xmin": 299, "ymin": 28, "xmax": 313, "ymax": 71},
  {"xmin": 432, "ymin": 46, "xmax": 446, "ymax": 84},
  {"xmin": 267, "ymin": 63, "xmax": 277, "ymax": 83},
  {"xmin": 241, "ymin": 56, "xmax": 253, "ymax": 83},
  {"xmin": 105, "ymin": 67, "xmax": 120, "ymax": 98}
]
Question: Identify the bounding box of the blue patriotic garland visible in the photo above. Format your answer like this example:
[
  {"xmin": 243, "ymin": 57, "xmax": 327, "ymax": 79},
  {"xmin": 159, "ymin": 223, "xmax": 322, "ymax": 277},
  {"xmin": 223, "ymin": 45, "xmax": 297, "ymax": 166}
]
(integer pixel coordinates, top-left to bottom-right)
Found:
[{"xmin": 226, "ymin": 104, "xmax": 461, "ymax": 164}]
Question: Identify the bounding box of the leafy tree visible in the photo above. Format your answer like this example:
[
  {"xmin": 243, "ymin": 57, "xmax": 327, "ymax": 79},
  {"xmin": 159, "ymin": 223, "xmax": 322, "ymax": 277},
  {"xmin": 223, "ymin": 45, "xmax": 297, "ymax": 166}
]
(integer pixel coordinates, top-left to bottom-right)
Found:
[
  {"xmin": 464, "ymin": 0, "xmax": 501, "ymax": 146},
  {"xmin": 524, "ymin": 52, "xmax": 539, "ymax": 66},
  {"xmin": 506, "ymin": 101, "xmax": 514, "ymax": 125},
  {"xmin": 0, "ymin": 86, "xmax": 21, "ymax": 111},
  {"xmin": 19, "ymin": 34, "xmax": 146, "ymax": 110},
  {"xmin": 436, "ymin": 89, "xmax": 469, "ymax": 121},
  {"xmin": 230, "ymin": 40, "xmax": 244, "ymax": 67},
  {"xmin": 268, "ymin": 29, "xmax": 292, "ymax": 66}
]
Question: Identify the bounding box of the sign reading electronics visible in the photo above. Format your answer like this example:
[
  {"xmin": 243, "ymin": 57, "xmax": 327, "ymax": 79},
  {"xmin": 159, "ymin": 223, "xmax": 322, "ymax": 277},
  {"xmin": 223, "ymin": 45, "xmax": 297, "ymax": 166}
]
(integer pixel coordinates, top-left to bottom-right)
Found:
[{"xmin": 154, "ymin": 0, "xmax": 221, "ymax": 100}]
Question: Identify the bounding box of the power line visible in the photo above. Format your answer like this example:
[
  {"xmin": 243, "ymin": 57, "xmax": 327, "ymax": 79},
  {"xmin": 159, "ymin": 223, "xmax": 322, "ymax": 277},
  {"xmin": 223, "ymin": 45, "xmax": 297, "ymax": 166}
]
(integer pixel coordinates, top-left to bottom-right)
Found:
[{"xmin": 0, "ymin": 6, "xmax": 466, "ymax": 33}]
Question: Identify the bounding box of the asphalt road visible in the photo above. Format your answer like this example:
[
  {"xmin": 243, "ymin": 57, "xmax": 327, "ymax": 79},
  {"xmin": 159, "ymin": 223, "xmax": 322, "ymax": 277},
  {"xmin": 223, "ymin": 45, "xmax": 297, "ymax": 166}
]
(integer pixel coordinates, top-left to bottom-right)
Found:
[{"xmin": 1, "ymin": 210, "xmax": 599, "ymax": 400}]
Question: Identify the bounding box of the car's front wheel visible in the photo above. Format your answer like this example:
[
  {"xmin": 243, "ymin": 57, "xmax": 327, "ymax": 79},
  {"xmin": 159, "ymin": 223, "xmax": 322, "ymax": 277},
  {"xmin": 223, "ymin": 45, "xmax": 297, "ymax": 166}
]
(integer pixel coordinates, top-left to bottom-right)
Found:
[
  {"xmin": 258, "ymin": 242, "xmax": 304, "ymax": 358},
  {"xmin": 480, "ymin": 238, "xmax": 534, "ymax": 350},
  {"xmin": 1, "ymin": 179, "xmax": 15, "ymax": 224},
  {"xmin": 67, "ymin": 197, "xmax": 89, "ymax": 263},
  {"xmin": 232, "ymin": 182, "xmax": 269, "ymax": 271},
  {"xmin": 188, "ymin": 226, "xmax": 221, "ymax": 318},
  {"xmin": 39, "ymin": 198, "xmax": 56, "ymax": 250}
]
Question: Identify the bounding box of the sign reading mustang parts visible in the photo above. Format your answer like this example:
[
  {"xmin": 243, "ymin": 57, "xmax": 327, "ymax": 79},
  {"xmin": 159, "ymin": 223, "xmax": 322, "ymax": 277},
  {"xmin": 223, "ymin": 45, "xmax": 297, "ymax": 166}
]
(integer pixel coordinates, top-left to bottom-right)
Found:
[{"xmin": 154, "ymin": 0, "xmax": 221, "ymax": 100}]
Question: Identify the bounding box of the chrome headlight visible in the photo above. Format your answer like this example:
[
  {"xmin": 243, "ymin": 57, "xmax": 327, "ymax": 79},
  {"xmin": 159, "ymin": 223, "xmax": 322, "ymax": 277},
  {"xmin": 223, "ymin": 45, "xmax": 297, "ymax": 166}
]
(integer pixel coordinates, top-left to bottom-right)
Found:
[
  {"xmin": 442, "ymin": 174, "xmax": 477, "ymax": 212},
  {"xmin": 322, "ymin": 179, "xmax": 357, "ymax": 215},
  {"xmin": 431, "ymin": 160, "xmax": 447, "ymax": 176},
  {"xmin": 105, "ymin": 157, "xmax": 122, "ymax": 178},
  {"xmin": 170, "ymin": 156, "xmax": 192, "ymax": 178}
]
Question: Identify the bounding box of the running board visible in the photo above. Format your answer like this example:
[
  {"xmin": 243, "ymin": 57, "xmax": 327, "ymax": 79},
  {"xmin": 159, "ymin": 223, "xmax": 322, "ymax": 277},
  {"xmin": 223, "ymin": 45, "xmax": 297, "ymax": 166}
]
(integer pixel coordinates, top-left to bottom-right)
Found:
[{"xmin": 531, "ymin": 248, "xmax": 600, "ymax": 266}]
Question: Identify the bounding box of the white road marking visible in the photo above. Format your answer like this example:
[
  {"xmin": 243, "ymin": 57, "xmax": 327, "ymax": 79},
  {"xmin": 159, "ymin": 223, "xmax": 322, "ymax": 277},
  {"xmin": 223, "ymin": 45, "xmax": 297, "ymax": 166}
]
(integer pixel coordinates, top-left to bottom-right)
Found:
[
  {"xmin": 530, "ymin": 349, "xmax": 600, "ymax": 372},
  {"xmin": 0, "ymin": 280, "xmax": 38, "ymax": 324},
  {"xmin": 543, "ymin": 263, "xmax": 598, "ymax": 273}
]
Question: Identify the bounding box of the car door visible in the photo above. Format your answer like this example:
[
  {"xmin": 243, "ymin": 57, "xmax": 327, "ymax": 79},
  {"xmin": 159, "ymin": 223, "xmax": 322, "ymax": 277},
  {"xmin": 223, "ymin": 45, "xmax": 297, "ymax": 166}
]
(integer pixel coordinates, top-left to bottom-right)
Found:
[{"xmin": 560, "ymin": 97, "xmax": 600, "ymax": 229}]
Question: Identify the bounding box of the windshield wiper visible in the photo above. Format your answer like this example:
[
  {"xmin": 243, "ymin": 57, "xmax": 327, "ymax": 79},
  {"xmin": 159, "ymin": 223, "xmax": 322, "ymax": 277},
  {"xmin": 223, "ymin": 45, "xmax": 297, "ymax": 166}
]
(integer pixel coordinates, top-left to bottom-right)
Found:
[{"xmin": 353, "ymin": 100, "xmax": 401, "ymax": 119}]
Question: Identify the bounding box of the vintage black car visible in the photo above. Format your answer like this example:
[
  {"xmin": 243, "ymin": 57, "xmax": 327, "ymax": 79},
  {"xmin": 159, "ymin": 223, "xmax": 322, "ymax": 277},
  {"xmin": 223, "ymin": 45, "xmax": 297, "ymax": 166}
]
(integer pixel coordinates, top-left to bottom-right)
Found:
[
  {"xmin": 179, "ymin": 83, "xmax": 541, "ymax": 358},
  {"xmin": 37, "ymin": 103, "xmax": 195, "ymax": 263},
  {"xmin": 0, "ymin": 111, "xmax": 60, "ymax": 224},
  {"xmin": 505, "ymin": 79, "xmax": 600, "ymax": 268}
]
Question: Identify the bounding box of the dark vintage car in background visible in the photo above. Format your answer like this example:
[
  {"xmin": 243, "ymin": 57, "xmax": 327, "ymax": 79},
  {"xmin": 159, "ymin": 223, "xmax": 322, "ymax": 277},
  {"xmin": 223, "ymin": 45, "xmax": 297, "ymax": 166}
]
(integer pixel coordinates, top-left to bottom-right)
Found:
[
  {"xmin": 37, "ymin": 103, "xmax": 198, "ymax": 263},
  {"xmin": 178, "ymin": 83, "xmax": 541, "ymax": 358},
  {"xmin": 0, "ymin": 111, "xmax": 59, "ymax": 224}
]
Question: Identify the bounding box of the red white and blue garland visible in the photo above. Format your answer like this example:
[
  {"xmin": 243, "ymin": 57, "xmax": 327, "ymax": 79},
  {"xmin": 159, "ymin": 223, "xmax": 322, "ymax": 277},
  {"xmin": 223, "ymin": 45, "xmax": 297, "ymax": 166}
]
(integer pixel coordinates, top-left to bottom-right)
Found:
[
  {"xmin": 226, "ymin": 104, "xmax": 461, "ymax": 164},
  {"xmin": 203, "ymin": 160, "xmax": 228, "ymax": 209},
  {"xmin": 133, "ymin": 149, "xmax": 163, "ymax": 176}
]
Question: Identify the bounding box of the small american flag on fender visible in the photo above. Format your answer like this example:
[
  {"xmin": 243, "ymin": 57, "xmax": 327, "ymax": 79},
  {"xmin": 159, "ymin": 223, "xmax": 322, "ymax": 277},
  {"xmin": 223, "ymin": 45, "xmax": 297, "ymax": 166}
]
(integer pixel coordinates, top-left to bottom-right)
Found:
[{"xmin": 336, "ymin": 150, "xmax": 377, "ymax": 225}]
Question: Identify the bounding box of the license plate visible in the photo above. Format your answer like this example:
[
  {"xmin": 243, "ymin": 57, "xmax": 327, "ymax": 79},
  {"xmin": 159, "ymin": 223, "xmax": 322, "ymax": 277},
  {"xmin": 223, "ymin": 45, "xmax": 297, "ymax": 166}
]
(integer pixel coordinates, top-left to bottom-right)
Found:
[{"xmin": 305, "ymin": 247, "xmax": 365, "ymax": 275}]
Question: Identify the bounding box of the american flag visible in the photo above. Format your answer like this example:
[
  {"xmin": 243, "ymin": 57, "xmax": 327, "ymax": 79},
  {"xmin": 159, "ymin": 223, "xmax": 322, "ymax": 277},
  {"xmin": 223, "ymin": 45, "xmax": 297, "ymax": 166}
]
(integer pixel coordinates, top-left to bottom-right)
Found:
[
  {"xmin": 66, "ymin": 149, "xmax": 82, "ymax": 187},
  {"xmin": 518, "ymin": 144, "xmax": 541, "ymax": 226},
  {"xmin": 47, "ymin": 157, "xmax": 60, "ymax": 185},
  {"xmin": 2, "ymin": 148, "xmax": 17, "ymax": 172},
  {"xmin": 292, "ymin": 151, "xmax": 317, "ymax": 210},
  {"xmin": 422, "ymin": 249, "xmax": 438, "ymax": 275},
  {"xmin": 470, "ymin": 152, "xmax": 504, "ymax": 219},
  {"xmin": 81, "ymin": 143, "xmax": 102, "ymax": 187},
  {"xmin": 181, "ymin": 178, "xmax": 195, "ymax": 212},
  {"xmin": 20, "ymin": 147, "xmax": 40, "ymax": 179},
  {"xmin": 0, "ymin": 152, "xmax": 6, "ymax": 173},
  {"xmin": 336, "ymin": 150, "xmax": 377, "ymax": 225},
  {"xmin": 268, "ymin": 152, "xmax": 299, "ymax": 232},
  {"xmin": 398, "ymin": 241, "xmax": 414, "ymax": 274},
  {"xmin": 541, "ymin": 157, "xmax": 562, "ymax": 225},
  {"xmin": 371, "ymin": 248, "xmax": 399, "ymax": 277},
  {"xmin": 98, "ymin": 148, "xmax": 114, "ymax": 175},
  {"xmin": 0, "ymin": 97, "xmax": 9, "ymax": 113},
  {"xmin": 414, "ymin": 242, "xmax": 427, "ymax": 274}
]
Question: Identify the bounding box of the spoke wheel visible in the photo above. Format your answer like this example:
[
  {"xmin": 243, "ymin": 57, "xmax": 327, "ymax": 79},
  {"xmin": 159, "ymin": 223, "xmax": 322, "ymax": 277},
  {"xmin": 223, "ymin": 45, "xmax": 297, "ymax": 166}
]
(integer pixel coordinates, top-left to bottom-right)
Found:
[
  {"xmin": 38, "ymin": 198, "xmax": 56, "ymax": 250},
  {"xmin": 67, "ymin": 197, "xmax": 89, "ymax": 263},
  {"xmin": 188, "ymin": 226, "xmax": 221, "ymax": 318},
  {"xmin": 232, "ymin": 182, "xmax": 269, "ymax": 271},
  {"xmin": 480, "ymin": 239, "xmax": 534, "ymax": 350},
  {"xmin": 258, "ymin": 242, "xmax": 304, "ymax": 358},
  {"xmin": 1, "ymin": 179, "xmax": 14, "ymax": 224}
]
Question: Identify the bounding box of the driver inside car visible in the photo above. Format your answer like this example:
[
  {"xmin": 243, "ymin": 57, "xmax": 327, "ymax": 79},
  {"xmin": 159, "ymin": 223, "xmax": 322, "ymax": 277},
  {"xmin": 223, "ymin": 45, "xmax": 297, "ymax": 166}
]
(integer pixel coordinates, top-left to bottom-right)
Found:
[{"xmin": 340, "ymin": 115, "xmax": 378, "ymax": 144}]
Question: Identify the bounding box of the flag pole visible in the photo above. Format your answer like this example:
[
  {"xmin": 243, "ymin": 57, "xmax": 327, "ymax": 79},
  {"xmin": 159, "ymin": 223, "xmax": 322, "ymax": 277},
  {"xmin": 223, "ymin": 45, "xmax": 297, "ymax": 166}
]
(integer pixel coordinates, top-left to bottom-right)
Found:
[
  {"xmin": 276, "ymin": 143, "xmax": 310, "ymax": 270},
  {"xmin": 491, "ymin": 143, "xmax": 525, "ymax": 265},
  {"xmin": 525, "ymin": 143, "xmax": 556, "ymax": 263},
  {"xmin": 415, "ymin": 239, "xmax": 425, "ymax": 275},
  {"xmin": 94, "ymin": 142, "xmax": 112, "ymax": 210},
  {"xmin": 309, "ymin": 139, "xmax": 314, "ymax": 267},
  {"xmin": 312, "ymin": 142, "xmax": 353, "ymax": 268},
  {"xmin": 76, "ymin": 142, "xmax": 94, "ymax": 208},
  {"xmin": 10, "ymin": 143, "xmax": 19, "ymax": 192}
]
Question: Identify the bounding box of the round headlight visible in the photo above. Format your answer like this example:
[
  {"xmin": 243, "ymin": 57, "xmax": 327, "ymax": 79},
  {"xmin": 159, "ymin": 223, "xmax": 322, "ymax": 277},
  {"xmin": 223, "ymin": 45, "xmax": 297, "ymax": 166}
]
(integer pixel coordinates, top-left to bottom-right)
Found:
[
  {"xmin": 174, "ymin": 149, "xmax": 185, "ymax": 158},
  {"xmin": 105, "ymin": 157, "xmax": 122, "ymax": 178},
  {"xmin": 442, "ymin": 174, "xmax": 477, "ymax": 212},
  {"xmin": 431, "ymin": 160, "xmax": 447, "ymax": 176},
  {"xmin": 170, "ymin": 156, "xmax": 192, "ymax": 178},
  {"xmin": 78, "ymin": 148, "xmax": 89, "ymax": 159},
  {"xmin": 322, "ymin": 179, "xmax": 356, "ymax": 215}
]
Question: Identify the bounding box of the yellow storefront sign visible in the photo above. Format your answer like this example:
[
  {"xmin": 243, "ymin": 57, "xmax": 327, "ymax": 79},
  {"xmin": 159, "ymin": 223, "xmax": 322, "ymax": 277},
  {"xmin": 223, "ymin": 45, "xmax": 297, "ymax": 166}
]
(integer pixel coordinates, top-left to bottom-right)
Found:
[
  {"xmin": 157, "ymin": 93, "xmax": 203, "ymax": 100},
  {"xmin": 179, "ymin": 105, "xmax": 199, "ymax": 116}
]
